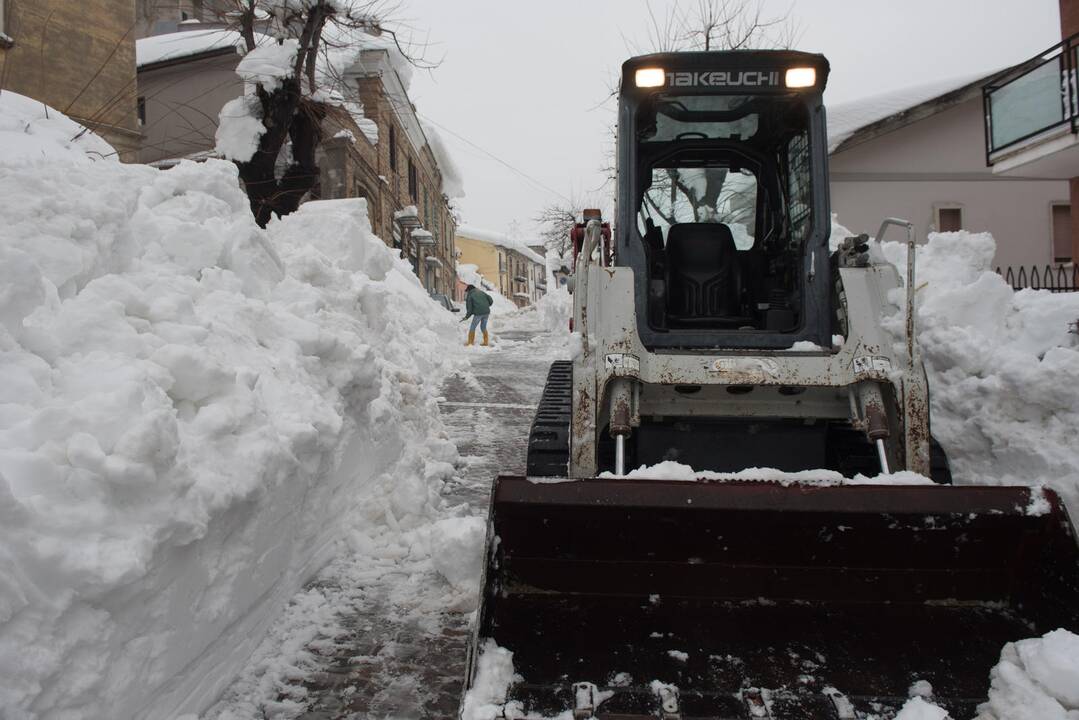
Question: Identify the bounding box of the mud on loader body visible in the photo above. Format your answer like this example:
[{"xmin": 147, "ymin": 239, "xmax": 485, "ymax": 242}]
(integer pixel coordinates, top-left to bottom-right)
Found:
[{"xmin": 462, "ymin": 51, "xmax": 1079, "ymax": 719}]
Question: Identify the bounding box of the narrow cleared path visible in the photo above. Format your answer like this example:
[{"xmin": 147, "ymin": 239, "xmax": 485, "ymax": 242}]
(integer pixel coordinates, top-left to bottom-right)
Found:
[{"xmin": 290, "ymin": 324, "xmax": 557, "ymax": 719}]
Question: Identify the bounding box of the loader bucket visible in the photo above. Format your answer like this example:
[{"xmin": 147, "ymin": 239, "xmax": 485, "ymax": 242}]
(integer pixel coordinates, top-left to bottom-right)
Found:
[{"xmin": 465, "ymin": 476, "xmax": 1079, "ymax": 719}]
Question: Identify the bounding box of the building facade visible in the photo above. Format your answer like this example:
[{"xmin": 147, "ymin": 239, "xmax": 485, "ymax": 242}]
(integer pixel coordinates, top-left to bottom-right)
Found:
[
  {"xmin": 979, "ymin": 0, "xmax": 1079, "ymax": 267},
  {"xmin": 0, "ymin": 0, "xmax": 140, "ymax": 160},
  {"xmin": 456, "ymin": 226, "xmax": 547, "ymax": 307},
  {"xmin": 336, "ymin": 46, "xmax": 458, "ymax": 297},
  {"xmin": 828, "ymin": 75, "xmax": 1071, "ymax": 271},
  {"xmin": 135, "ymin": 25, "xmax": 458, "ymax": 296},
  {"xmin": 136, "ymin": 30, "xmax": 244, "ymax": 164}
]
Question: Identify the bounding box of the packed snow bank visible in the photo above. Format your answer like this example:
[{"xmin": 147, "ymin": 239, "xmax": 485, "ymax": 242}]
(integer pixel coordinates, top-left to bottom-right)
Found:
[
  {"xmin": 977, "ymin": 629, "xmax": 1079, "ymax": 720},
  {"xmin": 0, "ymin": 90, "xmax": 115, "ymax": 163},
  {"xmin": 534, "ymin": 285, "xmax": 571, "ymax": 335},
  {"xmin": 0, "ymin": 92, "xmax": 462, "ymax": 719},
  {"xmin": 874, "ymin": 229, "xmax": 1079, "ymax": 514}
]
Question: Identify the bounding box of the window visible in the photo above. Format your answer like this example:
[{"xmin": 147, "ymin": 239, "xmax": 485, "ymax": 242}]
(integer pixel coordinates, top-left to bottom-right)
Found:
[
  {"xmin": 1052, "ymin": 203, "xmax": 1072, "ymax": 262},
  {"xmin": 137, "ymin": 97, "xmax": 146, "ymax": 126},
  {"xmin": 936, "ymin": 206, "xmax": 963, "ymax": 232},
  {"xmin": 787, "ymin": 134, "xmax": 812, "ymax": 244},
  {"xmin": 407, "ymin": 158, "xmax": 417, "ymax": 200},
  {"xmin": 639, "ymin": 166, "xmax": 759, "ymax": 250},
  {"xmin": 389, "ymin": 126, "xmax": 397, "ymax": 171},
  {"xmin": 632, "ymin": 92, "xmax": 813, "ymax": 333}
]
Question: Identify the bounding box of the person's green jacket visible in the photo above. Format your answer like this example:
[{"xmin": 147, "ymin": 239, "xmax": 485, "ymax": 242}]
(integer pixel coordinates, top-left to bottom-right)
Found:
[{"xmin": 465, "ymin": 288, "xmax": 494, "ymax": 318}]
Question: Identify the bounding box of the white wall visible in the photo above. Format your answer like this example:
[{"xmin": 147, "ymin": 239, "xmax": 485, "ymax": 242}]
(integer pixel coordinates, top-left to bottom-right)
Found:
[{"xmin": 829, "ymin": 97, "xmax": 1069, "ymax": 270}]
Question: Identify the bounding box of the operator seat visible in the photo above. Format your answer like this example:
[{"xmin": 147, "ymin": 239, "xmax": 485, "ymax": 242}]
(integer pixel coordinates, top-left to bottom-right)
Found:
[{"xmin": 665, "ymin": 222, "xmax": 744, "ymax": 326}]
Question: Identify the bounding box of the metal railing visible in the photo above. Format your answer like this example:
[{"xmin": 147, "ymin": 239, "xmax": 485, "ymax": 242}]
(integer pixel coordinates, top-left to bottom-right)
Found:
[
  {"xmin": 983, "ymin": 32, "xmax": 1079, "ymax": 163},
  {"xmin": 996, "ymin": 263, "xmax": 1078, "ymax": 292}
]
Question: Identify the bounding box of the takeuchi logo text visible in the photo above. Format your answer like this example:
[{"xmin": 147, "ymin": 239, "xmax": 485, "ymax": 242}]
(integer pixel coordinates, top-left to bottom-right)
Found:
[{"xmin": 665, "ymin": 70, "xmax": 780, "ymax": 87}]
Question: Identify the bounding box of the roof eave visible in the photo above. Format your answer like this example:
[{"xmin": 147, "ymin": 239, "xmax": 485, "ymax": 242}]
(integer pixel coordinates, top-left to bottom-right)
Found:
[
  {"xmin": 137, "ymin": 45, "xmax": 238, "ymax": 72},
  {"xmin": 829, "ymin": 65, "xmax": 1024, "ymax": 155}
]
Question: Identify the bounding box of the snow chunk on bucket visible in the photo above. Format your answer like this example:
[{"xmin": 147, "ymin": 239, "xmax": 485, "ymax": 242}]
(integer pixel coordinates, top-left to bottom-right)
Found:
[
  {"xmin": 979, "ymin": 629, "xmax": 1079, "ymax": 719},
  {"xmin": 428, "ymin": 515, "xmax": 486, "ymax": 594},
  {"xmin": 894, "ymin": 696, "xmax": 950, "ymax": 719},
  {"xmin": 460, "ymin": 639, "xmax": 522, "ymax": 720}
]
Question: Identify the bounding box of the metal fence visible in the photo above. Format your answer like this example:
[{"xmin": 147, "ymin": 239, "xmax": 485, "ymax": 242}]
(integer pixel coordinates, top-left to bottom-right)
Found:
[{"xmin": 996, "ymin": 264, "xmax": 1079, "ymax": 292}]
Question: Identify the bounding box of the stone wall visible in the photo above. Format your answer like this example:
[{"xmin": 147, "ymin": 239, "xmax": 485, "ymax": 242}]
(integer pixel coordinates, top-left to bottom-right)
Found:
[{"xmin": 0, "ymin": 0, "xmax": 140, "ymax": 160}]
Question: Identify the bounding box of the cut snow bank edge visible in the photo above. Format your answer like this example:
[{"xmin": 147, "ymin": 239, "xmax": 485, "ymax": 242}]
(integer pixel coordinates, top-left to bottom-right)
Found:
[{"xmin": 0, "ymin": 92, "xmax": 464, "ymax": 719}]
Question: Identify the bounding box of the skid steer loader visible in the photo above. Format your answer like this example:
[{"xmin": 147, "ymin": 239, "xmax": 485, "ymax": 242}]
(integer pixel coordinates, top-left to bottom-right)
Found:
[{"xmin": 461, "ymin": 51, "xmax": 1079, "ymax": 719}]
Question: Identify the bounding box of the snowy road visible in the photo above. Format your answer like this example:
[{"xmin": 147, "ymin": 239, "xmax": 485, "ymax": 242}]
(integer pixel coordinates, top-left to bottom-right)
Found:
[{"xmin": 212, "ymin": 319, "xmax": 561, "ymax": 720}]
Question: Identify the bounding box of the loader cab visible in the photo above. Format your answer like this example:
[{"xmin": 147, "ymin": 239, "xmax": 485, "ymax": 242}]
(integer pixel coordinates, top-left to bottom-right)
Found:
[{"xmin": 617, "ymin": 51, "xmax": 832, "ymax": 350}]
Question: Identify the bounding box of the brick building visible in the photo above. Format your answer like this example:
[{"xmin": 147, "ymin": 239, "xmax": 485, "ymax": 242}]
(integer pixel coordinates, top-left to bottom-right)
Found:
[
  {"xmin": 0, "ymin": 0, "xmax": 140, "ymax": 160},
  {"xmin": 319, "ymin": 43, "xmax": 459, "ymax": 296}
]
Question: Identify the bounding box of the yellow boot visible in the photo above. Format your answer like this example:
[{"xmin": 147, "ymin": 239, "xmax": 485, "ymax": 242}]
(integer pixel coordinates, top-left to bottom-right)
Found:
[
  {"xmin": 465, "ymin": 331, "xmax": 475, "ymax": 346},
  {"xmin": 482, "ymin": 330, "xmax": 490, "ymax": 346}
]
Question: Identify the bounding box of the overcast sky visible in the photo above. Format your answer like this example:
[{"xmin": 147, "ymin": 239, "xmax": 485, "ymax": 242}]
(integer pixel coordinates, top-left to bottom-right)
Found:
[{"xmin": 399, "ymin": 0, "xmax": 1061, "ymax": 240}]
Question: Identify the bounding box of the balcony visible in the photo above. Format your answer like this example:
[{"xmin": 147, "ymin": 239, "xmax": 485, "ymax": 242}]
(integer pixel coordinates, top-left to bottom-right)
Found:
[
  {"xmin": 983, "ymin": 33, "xmax": 1079, "ymax": 178},
  {"xmin": 411, "ymin": 228, "xmax": 435, "ymax": 246}
]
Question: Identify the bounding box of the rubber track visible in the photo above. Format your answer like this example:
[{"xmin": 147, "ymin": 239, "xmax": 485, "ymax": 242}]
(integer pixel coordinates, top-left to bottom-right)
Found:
[{"xmin": 525, "ymin": 361, "xmax": 572, "ymax": 477}]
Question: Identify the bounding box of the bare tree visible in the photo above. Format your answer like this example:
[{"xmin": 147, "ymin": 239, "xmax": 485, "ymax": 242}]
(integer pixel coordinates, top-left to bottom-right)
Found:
[
  {"xmin": 534, "ymin": 202, "xmax": 580, "ymax": 258},
  {"xmin": 216, "ymin": 1, "xmax": 435, "ymax": 227},
  {"xmin": 614, "ymin": 0, "xmax": 801, "ymax": 217},
  {"xmin": 673, "ymin": 0, "xmax": 800, "ymax": 52}
]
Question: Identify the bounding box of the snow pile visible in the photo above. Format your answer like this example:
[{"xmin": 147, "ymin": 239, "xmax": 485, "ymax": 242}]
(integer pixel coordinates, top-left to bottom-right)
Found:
[
  {"xmin": 460, "ymin": 640, "xmax": 523, "ymax": 720},
  {"xmin": 534, "ymin": 285, "xmax": 571, "ymax": 334},
  {"xmin": 0, "ymin": 91, "xmax": 115, "ymax": 163},
  {"xmin": 895, "ymin": 696, "xmax": 951, "ymax": 720},
  {"xmin": 875, "ymin": 230, "xmax": 1079, "ymax": 513},
  {"xmin": 977, "ymin": 629, "xmax": 1079, "ymax": 720},
  {"xmin": 425, "ymin": 515, "xmax": 487, "ymax": 595},
  {"xmin": 0, "ymin": 92, "xmax": 462, "ymax": 719}
]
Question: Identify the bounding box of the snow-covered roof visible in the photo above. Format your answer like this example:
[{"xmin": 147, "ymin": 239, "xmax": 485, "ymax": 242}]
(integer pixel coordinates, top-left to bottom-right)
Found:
[
  {"xmin": 457, "ymin": 225, "xmax": 545, "ymax": 265},
  {"xmin": 827, "ymin": 69, "xmax": 998, "ymax": 153},
  {"xmin": 137, "ymin": 29, "xmax": 261, "ymax": 67},
  {"xmin": 421, "ymin": 121, "xmax": 465, "ymax": 199}
]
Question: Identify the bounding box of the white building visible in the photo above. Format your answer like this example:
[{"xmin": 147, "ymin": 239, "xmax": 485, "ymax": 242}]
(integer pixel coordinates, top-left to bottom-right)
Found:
[{"xmin": 828, "ymin": 70, "xmax": 1072, "ymax": 272}]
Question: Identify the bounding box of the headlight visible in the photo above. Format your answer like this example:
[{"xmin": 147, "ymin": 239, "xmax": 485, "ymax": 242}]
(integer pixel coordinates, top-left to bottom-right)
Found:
[
  {"xmin": 635, "ymin": 67, "xmax": 665, "ymax": 88},
  {"xmin": 785, "ymin": 67, "xmax": 816, "ymax": 88}
]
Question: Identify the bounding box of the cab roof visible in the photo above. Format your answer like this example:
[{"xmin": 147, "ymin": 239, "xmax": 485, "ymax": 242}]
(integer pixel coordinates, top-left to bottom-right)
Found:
[{"xmin": 621, "ymin": 50, "xmax": 830, "ymax": 95}]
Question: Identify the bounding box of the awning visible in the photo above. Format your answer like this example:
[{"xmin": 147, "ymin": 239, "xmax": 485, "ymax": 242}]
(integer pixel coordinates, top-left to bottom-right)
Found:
[{"xmin": 412, "ymin": 228, "xmax": 435, "ymax": 246}]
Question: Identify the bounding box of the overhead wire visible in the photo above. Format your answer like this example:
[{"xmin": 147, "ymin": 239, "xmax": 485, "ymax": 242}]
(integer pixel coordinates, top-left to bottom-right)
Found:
[{"xmin": 416, "ymin": 112, "xmax": 574, "ymax": 205}]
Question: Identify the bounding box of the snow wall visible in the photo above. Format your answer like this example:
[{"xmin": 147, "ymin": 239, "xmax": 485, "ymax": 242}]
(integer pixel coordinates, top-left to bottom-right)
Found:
[
  {"xmin": 0, "ymin": 93, "xmax": 463, "ymax": 719},
  {"xmin": 871, "ymin": 229, "xmax": 1079, "ymax": 516}
]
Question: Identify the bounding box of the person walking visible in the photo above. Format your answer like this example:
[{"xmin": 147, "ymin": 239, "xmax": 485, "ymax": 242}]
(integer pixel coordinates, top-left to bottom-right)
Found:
[{"xmin": 461, "ymin": 284, "xmax": 494, "ymax": 346}]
